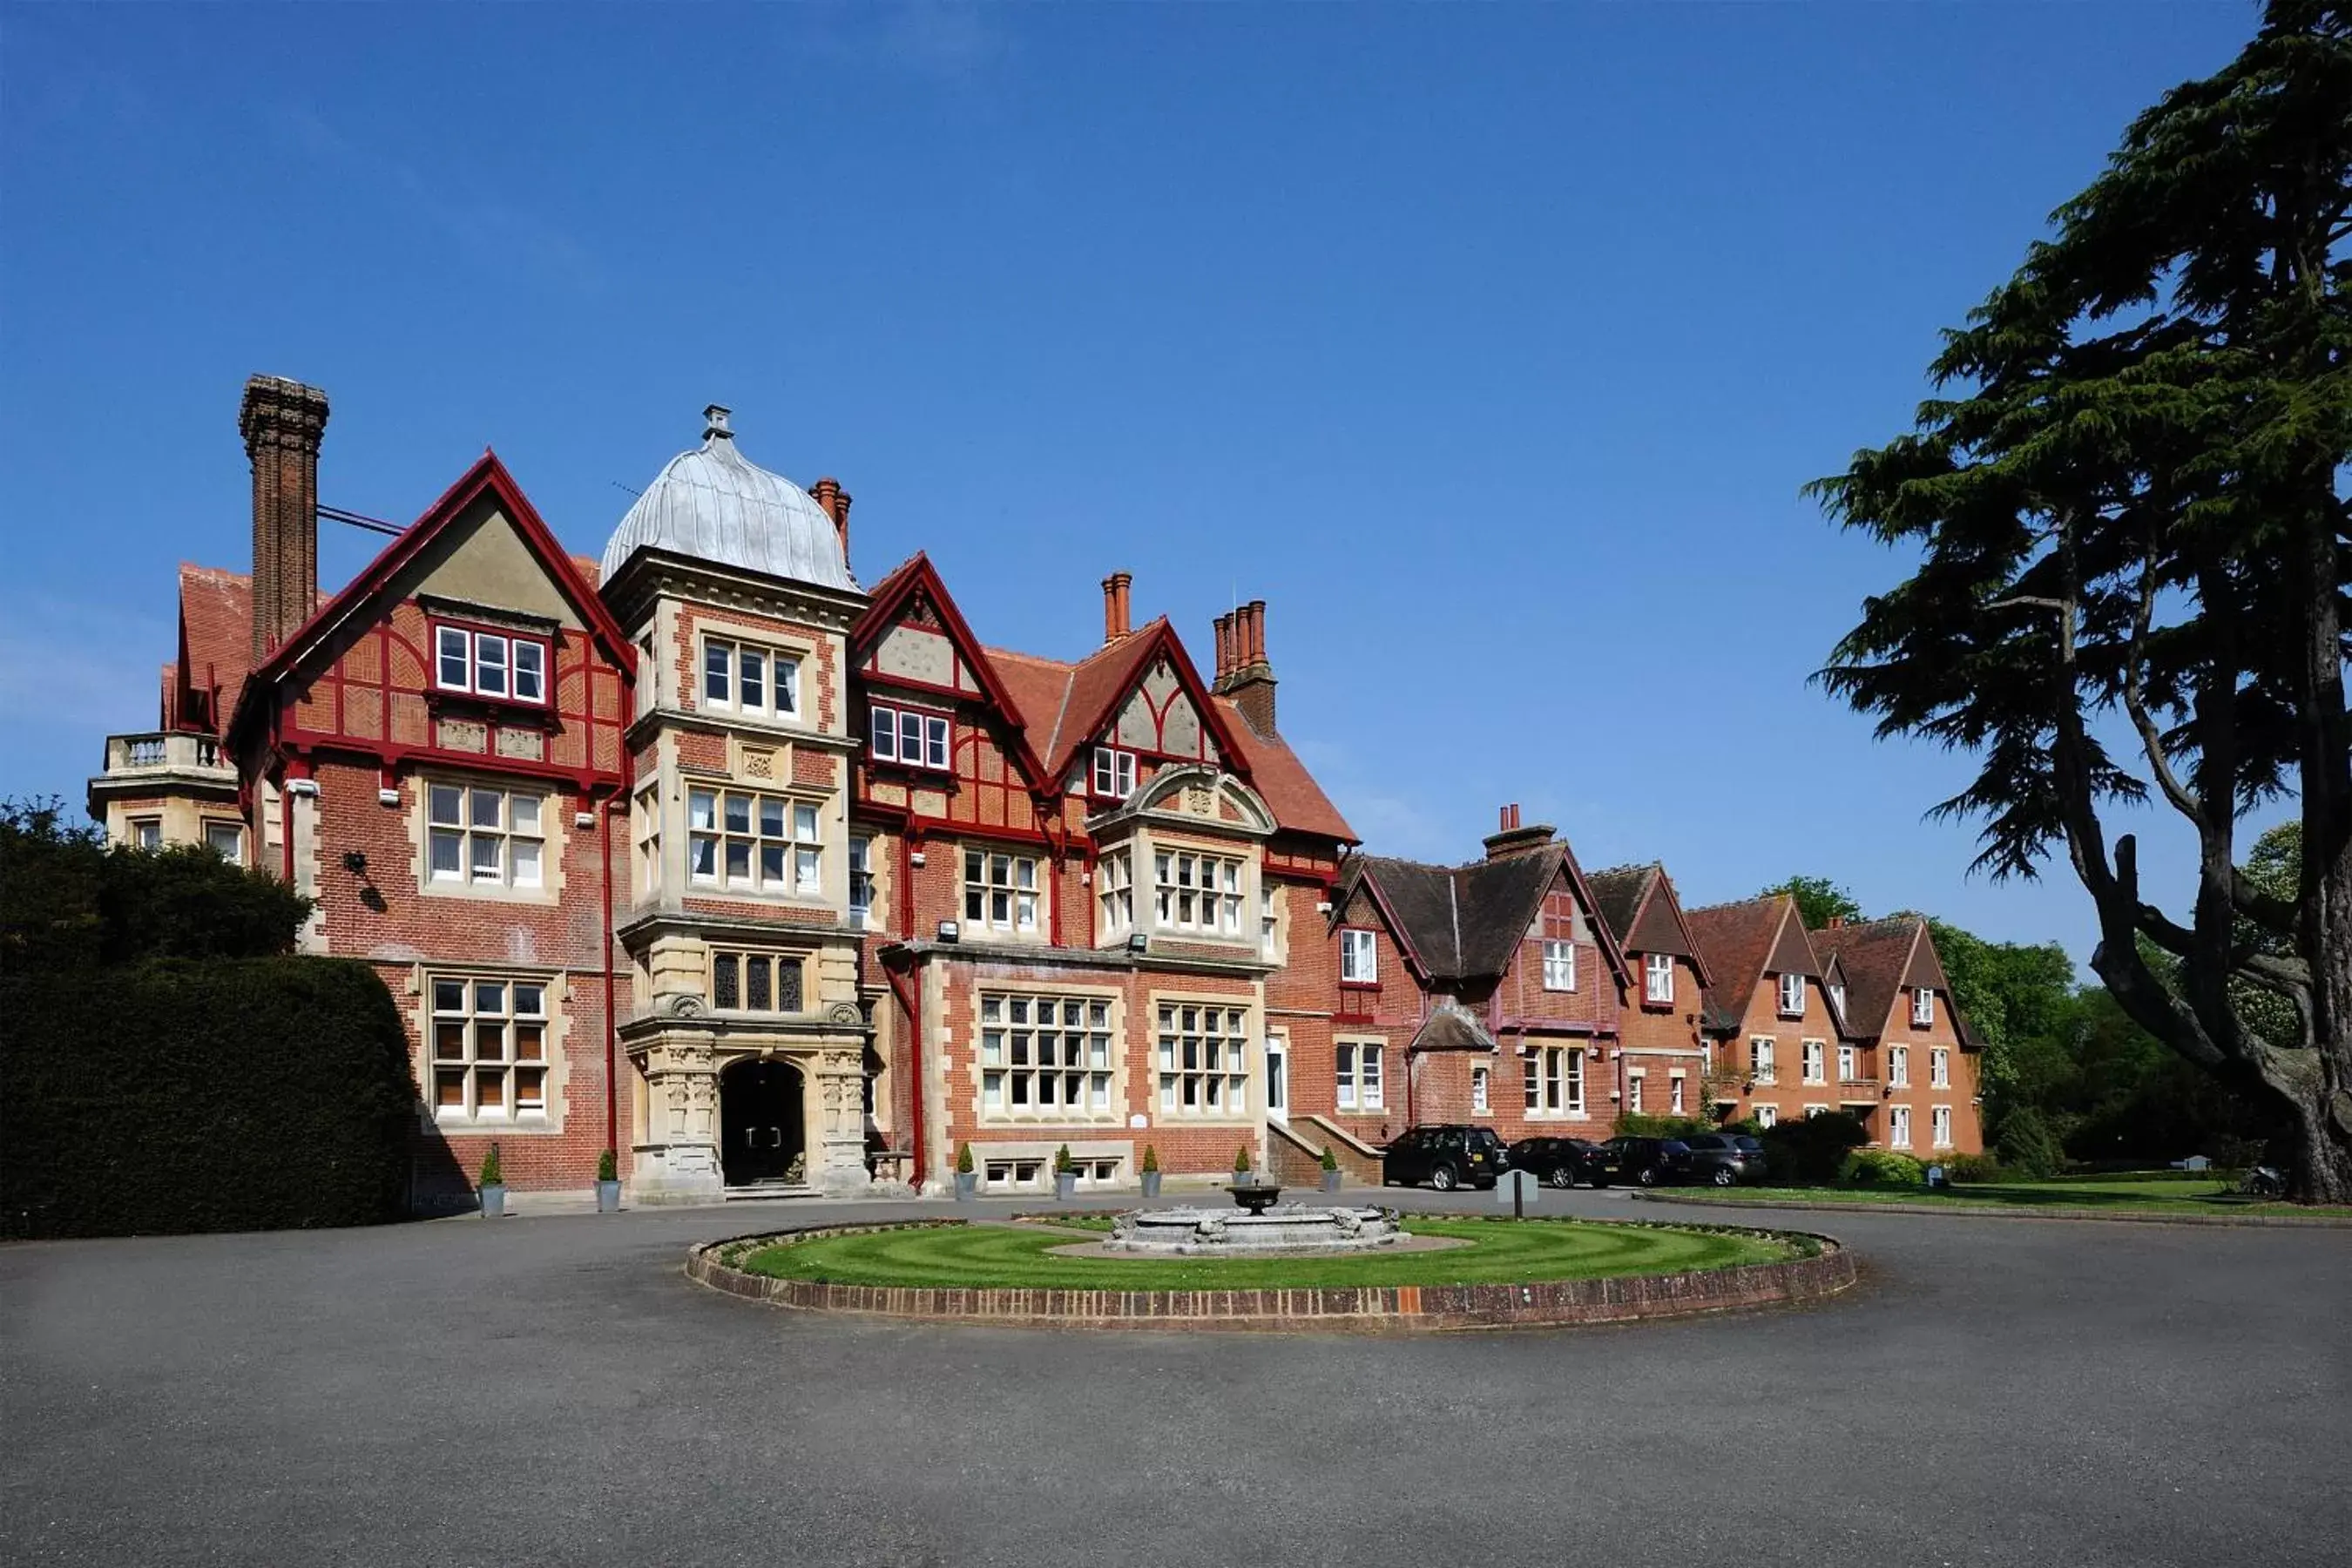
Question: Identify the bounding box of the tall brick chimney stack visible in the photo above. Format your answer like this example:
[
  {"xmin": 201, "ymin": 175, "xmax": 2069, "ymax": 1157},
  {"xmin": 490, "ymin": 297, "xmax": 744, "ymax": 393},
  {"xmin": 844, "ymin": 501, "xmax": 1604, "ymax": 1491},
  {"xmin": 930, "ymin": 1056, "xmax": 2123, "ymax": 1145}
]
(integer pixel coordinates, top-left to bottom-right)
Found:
[
  {"xmin": 1219, "ymin": 598, "xmax": 1278, "ymax": 737},
  {"xmin": 810, "ymin": 476, "xmax": 852, "ymax": 566},
  {"xmin": 240, "ymin": 375, "xmax": 330, "ymax": 663},
  {"xmin": 1102, "ymin": 571, "xmax": 1132, "ymax": 645}
]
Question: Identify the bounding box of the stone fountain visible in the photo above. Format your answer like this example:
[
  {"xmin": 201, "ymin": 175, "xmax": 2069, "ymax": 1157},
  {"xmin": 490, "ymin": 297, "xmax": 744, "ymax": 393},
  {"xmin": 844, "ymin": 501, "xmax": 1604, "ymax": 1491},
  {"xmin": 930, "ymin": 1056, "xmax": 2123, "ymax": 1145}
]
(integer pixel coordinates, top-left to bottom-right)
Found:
[{"xmin": 1104, "ymin": 1200, "xmax": 1410, "ymax": 1256}]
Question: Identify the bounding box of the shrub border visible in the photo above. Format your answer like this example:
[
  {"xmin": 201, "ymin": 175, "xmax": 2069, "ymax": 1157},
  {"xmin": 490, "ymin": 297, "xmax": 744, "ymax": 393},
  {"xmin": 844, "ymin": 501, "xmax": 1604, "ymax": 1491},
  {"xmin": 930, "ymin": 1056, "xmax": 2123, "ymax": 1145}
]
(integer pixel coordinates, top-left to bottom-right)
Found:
[
  {"xmin": 1631, "ymin": 1191, "xmax": 2352, "ymax": 1228},
  {"xmin": 685, "ymin": 1218, "xmax": 1856, "ymax": 1333}
]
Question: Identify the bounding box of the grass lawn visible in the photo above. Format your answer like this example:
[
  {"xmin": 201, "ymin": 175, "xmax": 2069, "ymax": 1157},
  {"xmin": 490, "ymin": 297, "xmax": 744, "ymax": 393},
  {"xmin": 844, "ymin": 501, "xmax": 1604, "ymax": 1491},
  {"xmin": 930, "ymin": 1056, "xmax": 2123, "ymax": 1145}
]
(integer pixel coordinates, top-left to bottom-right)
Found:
[
  {"xmin": 1686, "ymin": 1178, "xmax": 2352, "ymax": 1219},
  {"xmin": 740, "ymin": 1216, "xmax": 1803, "ymax": 1292}
]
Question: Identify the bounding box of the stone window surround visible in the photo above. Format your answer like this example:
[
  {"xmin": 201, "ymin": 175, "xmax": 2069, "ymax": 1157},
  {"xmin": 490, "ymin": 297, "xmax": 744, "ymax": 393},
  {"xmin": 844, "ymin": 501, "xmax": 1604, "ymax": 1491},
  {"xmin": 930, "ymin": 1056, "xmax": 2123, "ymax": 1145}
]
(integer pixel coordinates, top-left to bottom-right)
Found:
[
  {"xmin": 687, "ymin": 782, "xmax": 825, "ymax": 899},
  {"xmin": 407, "ymin": 963, "xmax": 569, "ymax": 1134},
  {"xmin": 411, "ymin": 771, "xmax": 563, "ymax": 907},
  {"xmin": 1748, "ymin": 1035, "xmax": 1778, "ymax": 1084},
  {"xmin": 1335, "ymin": 1035, "xmax": 1385, "ymax": 1112},
  {"xmin": 963, "ymin": 980, "xmax": 1126, "ymax": 1128},
  {"xmin": 1153, "ymin": 989, "xmax": 1256, "ymax": 1124},
  {"xmin": 685, "ymin": 618, "xmax": 820, "ymax": 738},
  {"xmin": 1801, "ymin": 1037, "xmax": 1828, "ymax": 1085},
  {"xmin": 1523, "ymin": 1044, "xmax": 1587, "ymax": 1119},
  {"xmin": 1889, "ymin": 1044, "xmax": 1910, "ymax": 1087},
  {"xmin": 970, "ymin": 1139, "xmax": 1134, "ymax": 1191},
  {"xmin": 706, "ymin": 945, "xmax": 809, "ymax": 1016},
  {"xmin": 698, "ymin": 630, "xmax": 803, "ymax": 722},
  {"xmin": 961, "ymin": 842, "xmax": 1047, "ymax": 939}
]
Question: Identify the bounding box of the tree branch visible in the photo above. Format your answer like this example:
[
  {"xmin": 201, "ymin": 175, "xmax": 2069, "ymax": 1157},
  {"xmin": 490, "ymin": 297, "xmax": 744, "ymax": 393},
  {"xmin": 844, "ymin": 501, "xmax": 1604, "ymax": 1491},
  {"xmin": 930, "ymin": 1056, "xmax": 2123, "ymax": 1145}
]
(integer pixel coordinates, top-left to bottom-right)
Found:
[{"xmin": 2121, "ymin": 547, "xmax": 2201, "ymax": 822}]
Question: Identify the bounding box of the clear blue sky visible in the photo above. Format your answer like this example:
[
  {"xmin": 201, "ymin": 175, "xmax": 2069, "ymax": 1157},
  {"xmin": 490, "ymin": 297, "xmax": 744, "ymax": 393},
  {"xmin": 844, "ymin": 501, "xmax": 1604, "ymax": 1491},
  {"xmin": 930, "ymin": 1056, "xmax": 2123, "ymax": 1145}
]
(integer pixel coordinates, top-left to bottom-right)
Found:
[{"xmin": 0, "ymin": 3, "xmax": 2269, "ymax": 966}]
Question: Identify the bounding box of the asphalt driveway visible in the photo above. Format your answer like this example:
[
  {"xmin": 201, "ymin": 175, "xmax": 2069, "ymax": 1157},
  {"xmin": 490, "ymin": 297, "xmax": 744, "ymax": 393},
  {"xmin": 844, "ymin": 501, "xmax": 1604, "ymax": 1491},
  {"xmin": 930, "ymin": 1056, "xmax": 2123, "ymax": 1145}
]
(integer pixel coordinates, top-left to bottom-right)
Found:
[{"xmin": 3, "ymin": 1186, "xmax": 2345, "ymax": 1567}]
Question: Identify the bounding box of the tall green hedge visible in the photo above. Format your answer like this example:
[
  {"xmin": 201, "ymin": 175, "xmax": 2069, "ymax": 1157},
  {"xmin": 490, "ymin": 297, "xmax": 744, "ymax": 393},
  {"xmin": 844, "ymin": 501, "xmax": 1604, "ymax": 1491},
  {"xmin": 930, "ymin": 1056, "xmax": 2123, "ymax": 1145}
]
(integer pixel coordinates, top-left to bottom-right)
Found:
[{"xmin": 1, "ymin": 958, "xmax": 416, "ymax": 1239}]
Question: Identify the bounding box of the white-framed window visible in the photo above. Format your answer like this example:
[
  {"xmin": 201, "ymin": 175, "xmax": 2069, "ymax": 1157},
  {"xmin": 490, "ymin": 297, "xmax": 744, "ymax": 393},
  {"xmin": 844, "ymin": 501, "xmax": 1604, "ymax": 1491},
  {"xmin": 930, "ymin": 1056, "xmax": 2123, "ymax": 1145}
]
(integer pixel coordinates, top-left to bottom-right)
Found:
[
  {"xmin": 1801, "ymin": 1038, "xmax": 1827, "ymax": 1085},
  {"xmin": 1749, "ymin": 1036, "xmax": 1776, "ymax": 1084},
  {"xmin": 1829, "ymin": 980, "xmax": 1848, "ymax": 1017},
  {"xmin": 427, "ymin": 781, "xmax": 545, "ymax": 889},
  {"xmin": 1913, "ymin": 987, "xmax": 1936, "ymax": 1027},
  {"xmin": 1260, "ymin": 883, "xmax": 1280, "ymax": 960},
  {"xmin": 429, "ymin": 976, "xmax": 549, "ymax": 1122},
  {"xmin": 632, "ymin": 783, "xmax": 661, "ymax": 896},
  {"xmin": 1153, "ymin": 848, "xmax": 1244, "ymax": 936},
  {"xmin": 1889, "ymin": 1044, "xmax": 1909, "ymax": 1088},
  {"xmin": 1541, "ymin": 939, "xmax": 1577, "ymax": 992},
  {"xmin": 1091, "ymin": 746, "xmax": 1137, "ymax": 800},
  {"xmin": 711, "ymin": 950, "xmax": 805, "ymax": 1013},
  {"xmin": 1930, "ymin": 1047, "xmax": 1950, "ymax": 1089},
  {"xmin": 965, "ymin": 849, "xmax": 1041, "ymax": 934},
  {"xmin": 1336, "ymin": 1040, "xmax": 1383, "ymax": 1111},
  {"xmin": 1838, "ymin": 1043, "xmax": 1858, "ymax": 1082},
  {"xmin": 1755, "ymin": 1104, "xmax": 1780, "ymax": 1129},
  {"xmin": 435, "ymin": 624, "xmax": 547, "ymax": 704},
  {"xmin": 204, "ymin": 820, "xmax": 243, "ymax": 863},
  {"xmin": 1778, "ymin": 971, "xmax": 1806, "ymax": 1017},
  {"xmin": 1627, "ymin": 1071, "xmax": 1646, "ymax": 1112},
  {"xmin": 1524, "ymin": 1046, "xmax": 1584, "ymax": 1115},
  {"xmin": 983, "ymin": 1158, "xmax": 1046, "ymax": 1190},
  {"xmin": 1096, "ymin": 848, "xmax": 1134, "ymax": 941},
  {"xmin": 848, "ymin": 836, "xmax": 874, "ymax": 930},
  {"xmin": 980, "ymin": 992, "xmax": 1113, "ymax": 1119},
  {"xmin": 130, "ymin": 817, "xmax": 161, "ymax": 851},
  {"xmin": 1157, "ymin": 1003, "xmax": 1250, "ymax": 1116},
  {"xmin": 701, "ymin": 636, "xmax": 798, "ymax": 719},
  {"xmin": 1470, "ymin": 1065, "xmax": 1490, "ymax": 1114},
  {"xmin": 1645, "ymin": 952, "xmax": 1673, "ymax": 1004},
  {"xmin": 1888, "ymin": 1105, "xmax": 1912, "ymax": 1148},
  {"xmin": 1803, "ymin": 1103, "xmax": 1831, "ymax": 1119},
  {"xmin": 1931, "ymin": 1105, "xmax": 1954, "ymax": 1148},
  {"xmin": 1670, "ymin": 1071, "xmax": 1686, "ymax": 1115},
  {"xmin": 1341, "ymin": 927, "xmax": 1378, "ymax": 985},
  {"xmin": 868, "ymin": 703, "xmax": 950, "ymax": 768},
  {"xmin": 688, "ymin": 789, "xmax": 821, "ymax": 895}
]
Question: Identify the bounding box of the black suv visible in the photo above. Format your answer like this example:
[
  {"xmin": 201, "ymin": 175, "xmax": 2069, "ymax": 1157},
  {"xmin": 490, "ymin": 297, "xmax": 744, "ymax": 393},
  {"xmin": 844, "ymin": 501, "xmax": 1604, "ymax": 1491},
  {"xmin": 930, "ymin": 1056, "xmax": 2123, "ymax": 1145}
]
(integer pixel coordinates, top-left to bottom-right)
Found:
[
  {"xmin": 1507, "ymin": 1136, "xmax": 1612, "ymax": 1189},
  {"xmin": 1382, "ymin": 1125, "xmax": 1509, "ymax": 1191},
  {"xmin": 1601, "ymin": 1136, "xmax": 1694, "ymax": 1187},
  {"xmin": 1680, "ymin": 1132, "xmax": 1768, "ymax": 1186}
]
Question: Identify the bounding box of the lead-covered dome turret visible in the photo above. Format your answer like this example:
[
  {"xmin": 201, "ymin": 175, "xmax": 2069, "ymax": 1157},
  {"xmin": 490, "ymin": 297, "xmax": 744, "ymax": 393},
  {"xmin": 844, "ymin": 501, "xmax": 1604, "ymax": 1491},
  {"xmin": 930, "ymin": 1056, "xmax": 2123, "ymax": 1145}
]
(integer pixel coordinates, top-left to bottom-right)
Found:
[{"xmin": 599, "ymin": 405, "xmax": 856, "ymax": 591}]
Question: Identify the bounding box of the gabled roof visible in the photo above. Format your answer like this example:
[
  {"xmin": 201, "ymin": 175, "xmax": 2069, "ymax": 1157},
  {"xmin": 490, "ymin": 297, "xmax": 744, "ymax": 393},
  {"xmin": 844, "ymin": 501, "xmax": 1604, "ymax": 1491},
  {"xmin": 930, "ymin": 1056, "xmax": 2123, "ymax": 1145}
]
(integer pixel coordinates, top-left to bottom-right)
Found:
[
  {"xmin": 172, "ymin": 564, "xmax": 253, "ymax": 738},
  {"xmin": 1209, "ymin": 693, "xmax": 1354, "ymax": 842},
  {"xmin": 1344, "ymin": 837, "xmax": 1630, "ymax": 988},
  {"xmin": 233, "ymin": 452, "xmax": 632, "ymax": 743},
  {"xmin": 852, "ymin": 551, "xmax": 1049, "ymax": 791},
  {"xmin": 1808, "ymin": 916, "xmax": 1958, "ymax": 1044},
  {"xmin": 1583, "ymin": 861, "xmax": 1712, "ymax": 985},
  {"xmin": 1408, "ymin": 1000, "xmax": 1498, "ymax": 1054},
  {"xmin": 1684, "ymin": 895, "xmax": 1816, "ymax": 1032}
]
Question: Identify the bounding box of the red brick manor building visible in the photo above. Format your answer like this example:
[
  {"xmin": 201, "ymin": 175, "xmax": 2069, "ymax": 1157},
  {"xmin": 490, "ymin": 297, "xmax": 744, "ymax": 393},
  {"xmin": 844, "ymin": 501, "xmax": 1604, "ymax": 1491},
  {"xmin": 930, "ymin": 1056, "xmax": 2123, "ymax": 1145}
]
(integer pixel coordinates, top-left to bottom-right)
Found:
[{"xmin": 91, "ymin": 376, "xmax": 1980, "ymax": 1203}]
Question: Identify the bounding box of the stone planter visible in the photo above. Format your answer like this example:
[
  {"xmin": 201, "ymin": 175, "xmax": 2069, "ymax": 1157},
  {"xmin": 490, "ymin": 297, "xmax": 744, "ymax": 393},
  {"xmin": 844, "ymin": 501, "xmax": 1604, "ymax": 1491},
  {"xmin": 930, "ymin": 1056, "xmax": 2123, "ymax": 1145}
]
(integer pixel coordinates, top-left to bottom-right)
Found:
[
  {"xmin": 596, "ymin": 1180, "xmax": 621, "ymax": 1213},
  {"xmin": 954, "ymin": 1172, "xmax": 977, "ymax": 1201},
  {"xmin": 1054, "ymin": 1171, "xmax": 1078, "ymax": 1201},
  {"xmin": 1320, "ymin": 1169, "xmax": 1343, "ymax": 1193},
  {"xmin": 1139, "ymin": 1171, "xmax": 1163, "ymax": 1200},
  {"xmin": 479, "ymin": 1184, "xmax": 506, "ymax": 1219}
]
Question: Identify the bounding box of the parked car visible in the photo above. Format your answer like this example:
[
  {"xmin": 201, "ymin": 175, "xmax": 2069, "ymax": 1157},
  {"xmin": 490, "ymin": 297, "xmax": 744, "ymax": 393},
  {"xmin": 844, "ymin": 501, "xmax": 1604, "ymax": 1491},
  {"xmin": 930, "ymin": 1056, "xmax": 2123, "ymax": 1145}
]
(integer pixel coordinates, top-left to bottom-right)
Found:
[
  {"xmin": 1679, "ymin": 1132, "xmax": 1768, "ymax": 1186},
  {"xmin": 1600, "ymin": 1136, "xmax": 1694, "ymax": 1187},
  {"xmin": 1381, "ymin": 1125, "xmax": 1509, "ymax": 1191},
  {"xmin": 1507, "ymin": 1136, "xmax": 1613, "ymax": 1189}
]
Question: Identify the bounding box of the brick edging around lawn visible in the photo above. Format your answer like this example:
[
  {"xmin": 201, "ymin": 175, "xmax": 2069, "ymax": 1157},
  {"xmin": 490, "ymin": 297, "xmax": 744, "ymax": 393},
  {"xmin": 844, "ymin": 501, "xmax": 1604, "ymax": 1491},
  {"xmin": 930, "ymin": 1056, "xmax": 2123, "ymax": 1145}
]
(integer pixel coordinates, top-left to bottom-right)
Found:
[
  {"xmin": 1628, "ymin": 1192, "xmax": 2352, "ymax": 1228},
  {"xmin": 684, "ymin": 1220, "xmax": 1857, "ymax": 1333}
]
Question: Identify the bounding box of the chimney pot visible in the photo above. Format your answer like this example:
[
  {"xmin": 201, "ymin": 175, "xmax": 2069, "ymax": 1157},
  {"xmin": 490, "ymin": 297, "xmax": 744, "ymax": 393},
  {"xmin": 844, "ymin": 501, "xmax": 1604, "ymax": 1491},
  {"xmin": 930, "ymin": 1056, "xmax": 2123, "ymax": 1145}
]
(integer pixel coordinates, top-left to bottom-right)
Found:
[
  {"xmin": 810, "ymin": 476, "xmax": 850, "ymax": 564},
  {"xmin": 1102, "ymin": 571, "xmax": 1132, "ymax": 644}
]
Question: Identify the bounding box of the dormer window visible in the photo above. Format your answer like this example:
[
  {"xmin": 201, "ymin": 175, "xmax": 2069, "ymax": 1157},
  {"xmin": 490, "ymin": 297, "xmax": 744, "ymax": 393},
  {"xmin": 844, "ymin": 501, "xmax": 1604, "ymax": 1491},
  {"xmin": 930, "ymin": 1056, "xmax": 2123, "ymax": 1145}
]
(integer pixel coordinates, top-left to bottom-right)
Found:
[
  {"xmin": 435, "ymin": 623, "xmax": 548, "ymax": 706},
  {"xmin": 1912, "ymin": 987, "xmax": 1935, "ymax": 1027},
  {"xmin": 1092, "ymin": 746, "xmax": 1137, "ymax": 800},
  {"xmin": 1340, "ymin": 928, "xmax": 1378, "ymax": 985},
  {"xmin": 1778, "ymin": 972, "xmax": 1806, "ymax": 1017},
  {"xmin": 1645, "ymin": 952, "xmax": 1674, "ymax": 1004},
  {"xmin": 1829, "ymin": 981, "xmax": 1847, "ymax": 1017},
  {"xmin": 869, "ymin": 703, "xmax": 950, "ymax": 769}
]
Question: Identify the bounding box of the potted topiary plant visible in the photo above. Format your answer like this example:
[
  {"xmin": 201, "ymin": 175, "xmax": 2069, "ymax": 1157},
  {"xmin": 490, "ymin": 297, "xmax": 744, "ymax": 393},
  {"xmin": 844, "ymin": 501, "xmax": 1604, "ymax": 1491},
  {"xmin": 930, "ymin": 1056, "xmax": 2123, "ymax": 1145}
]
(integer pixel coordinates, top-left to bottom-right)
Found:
[
  {"xmin": 1053, "ymin": 1144, "xmax": 1078, "ymax": 1201},
  {"xmin": 595, "ymin": 1148, "xmax": 621, "ymax": 1213},
  {"xmin": 478, "ymin": 1143, "xmax": 506, "ymax": 1219},
  {"xmin": 954, "ymin": 1142, "xmax": 977, "ymax": 1200},
  {"xmin": 1233, "ymin": 1145, "xmax": 1254, "ymax": 1186},
  {"xmin": 1139, "ymin": 1144, "xmax": 1163, "ymax": 1200},
  {"xmin": 1319, "ymin": 1145, "xmax": 1343, "ymax": 1193}
]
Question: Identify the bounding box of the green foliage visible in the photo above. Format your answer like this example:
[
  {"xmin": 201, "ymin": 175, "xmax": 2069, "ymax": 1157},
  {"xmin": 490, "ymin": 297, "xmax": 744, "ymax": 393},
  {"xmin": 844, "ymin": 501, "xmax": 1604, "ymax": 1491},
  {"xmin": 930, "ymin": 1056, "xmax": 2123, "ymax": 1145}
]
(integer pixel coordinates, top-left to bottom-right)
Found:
[
  {"xmin": 596, "ymin": 1148, "xmax": 618, "ymax": 1184},
  {"xmin": 1053, "ymin": 1144, "xmax": 1073, "ymax": 1174},
  {"xmin": 479, "ymin": 1143, "xmax": 504, "ymax": 1188},
  {"xmin": 1612, "ymin": 1112, "xmax": 1712, "ymax": 1139},
  {"xmin": 2, "ymin": 798, "xmax": 312, "ymax": 977},
  {"xmin": 1941, "ymin": 1152, "xmax": 2008, "ymax": 1184},
  {"xmin": 1925, "ymin": 916, "xmax": 2074, "ymax": 1107},
  {"xmin": 1140, "ymin": 1144, "xmax": 1159, "ymax": 1174},
  {"xmin": 1233, "ymin": 1145, "xmax": 1254, "ymax": 1173},
  {"xmin": 1320, "ymin": 1145, "xmax": 1340, "ymax": 1171},
  {"xmin": 1996, "ymin": 1105, "xmax": 2067, "ymax": 1179},
  {"xmin": 1841, "ymin": 1148, "xmax": 1927, "ymax": 1186},
  {"xmin": 956, "ymin": 1141, "xmax": 975, "ymax": 1174},
  {"xmin": 1756, "ymin": 875, "xmax": 1865, "ymax": 929},
  {"xmin": 1756, "ymin": 1110, "xmax": 1871, "ymax": 1186},
  {"xmin": 0, "ymin": 957, "xmax": 415, "ymax": 1239}
]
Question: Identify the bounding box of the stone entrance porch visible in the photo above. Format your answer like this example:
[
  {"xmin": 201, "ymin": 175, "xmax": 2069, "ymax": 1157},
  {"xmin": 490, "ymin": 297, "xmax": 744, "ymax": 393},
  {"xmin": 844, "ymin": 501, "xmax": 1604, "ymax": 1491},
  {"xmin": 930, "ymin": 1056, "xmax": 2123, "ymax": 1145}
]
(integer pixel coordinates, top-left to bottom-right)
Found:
[{"xmin": 625, "ymin": 998, "xmax": 873, "ymax": 1203}]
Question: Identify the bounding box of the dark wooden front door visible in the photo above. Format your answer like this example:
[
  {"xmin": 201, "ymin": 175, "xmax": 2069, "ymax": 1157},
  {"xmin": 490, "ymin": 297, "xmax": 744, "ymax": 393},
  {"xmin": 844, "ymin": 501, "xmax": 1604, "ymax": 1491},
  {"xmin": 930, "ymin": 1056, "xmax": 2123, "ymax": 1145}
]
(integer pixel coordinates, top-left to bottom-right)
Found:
[{"xmin": 720, "ymin": 1059, "xmax": 805, "ymax": 1186}]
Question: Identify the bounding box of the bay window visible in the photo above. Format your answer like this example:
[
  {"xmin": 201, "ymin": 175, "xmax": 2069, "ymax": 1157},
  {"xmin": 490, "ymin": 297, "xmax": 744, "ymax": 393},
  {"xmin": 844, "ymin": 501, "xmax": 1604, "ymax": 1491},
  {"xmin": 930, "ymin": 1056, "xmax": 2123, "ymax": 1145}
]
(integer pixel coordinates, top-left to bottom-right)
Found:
[
  {"xmin": 1096, "ymin": 848, "xmax": 1134, "ymax": 940},
  {"xmin": 980, "ymin": 993, "xmax": 1114, "ymax": 1119},
  {"xmin": 687, "ymin": 788, "xmax": 821, "ymax": 896},
  {"xmin": 1152, "ymin": 848, "xmax": 1245, "ymax": 936}
]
